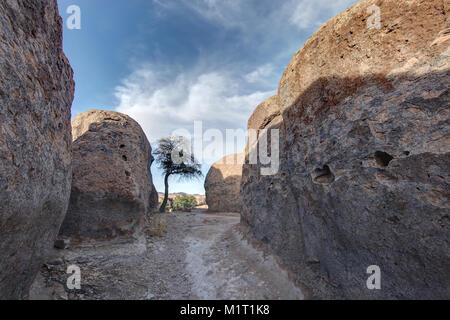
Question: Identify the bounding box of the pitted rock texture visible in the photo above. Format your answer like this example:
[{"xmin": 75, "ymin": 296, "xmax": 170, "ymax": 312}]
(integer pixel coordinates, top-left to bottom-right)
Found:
[
  {"xmin": 241, "ymin": 0, "xmax": 449, "ymax": 299},
  {"xmin": 59, "ymin": 110, "xmax": 157, "ymax": 242},
  {"xmin": 205, "ymin": 154, "xmax": 243, "ymax": 213},
  {"xmin": 0, "ymin": 0, "xmax": 74, "ymax": 299}
]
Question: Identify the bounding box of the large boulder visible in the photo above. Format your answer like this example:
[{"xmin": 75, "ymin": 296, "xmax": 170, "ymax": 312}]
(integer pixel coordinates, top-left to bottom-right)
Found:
[
  {"xmin": 59, "ymin": 110, "xmax": 158, "ymax": 241},
  {"xmin": 241, "ymin": 0, "xmax": 449, "ymax": 299},
  {"xmin": 205, "ymin": 154, "xmax": 243, "ymax": 212},
  {"xmin": 0, "ymin": 0, "xmax": 74, "ymax": 299}
]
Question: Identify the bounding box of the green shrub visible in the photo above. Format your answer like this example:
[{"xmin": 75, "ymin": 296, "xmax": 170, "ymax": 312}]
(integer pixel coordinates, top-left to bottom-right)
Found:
[{"xmin": 172, "ymin": 195, "xmax": 197, "ymax": 212}]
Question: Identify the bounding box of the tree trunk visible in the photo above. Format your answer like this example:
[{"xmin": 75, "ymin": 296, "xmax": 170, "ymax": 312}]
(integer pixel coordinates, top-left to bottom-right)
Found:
[{"xmin": 159, "ymin": 173, "xmax": 170, "ymax": 212}]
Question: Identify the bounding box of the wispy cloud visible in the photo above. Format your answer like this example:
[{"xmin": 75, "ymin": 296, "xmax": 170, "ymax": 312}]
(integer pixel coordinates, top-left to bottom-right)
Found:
[
  {"xmin": 289, "ymin": 0, "xmax": 356, "ymax": 30},
  {"xmin": 244, "ymin": 64, "xmax": 275, "ymax": 85},
  {"xmin": 180, "ymin": 0, "xmax": 243, "ymax": 28},
  {"xmin": 170, "ymin": 0, "xmax": 356, "ymax": 31}
]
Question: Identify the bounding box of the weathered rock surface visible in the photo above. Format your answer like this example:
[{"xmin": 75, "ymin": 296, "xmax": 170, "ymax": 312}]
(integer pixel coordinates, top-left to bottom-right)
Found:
[
  {"xmin": 59, "ymin": 110, "xmax": 157, "ymax": 241},
  {"xmin": 205, "ymin": 154, "xmax": 243, "ymax": 212},
  {"xmin": 0, "ymin": 0, "xmax": 74, "ymax": 299},
  {"xmin": 241, "ymin": 0, "xmax": 449, "ymax": 299}
]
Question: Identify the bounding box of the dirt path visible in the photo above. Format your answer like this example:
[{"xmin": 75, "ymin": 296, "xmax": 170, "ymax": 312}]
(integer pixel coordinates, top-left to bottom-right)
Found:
[{"xmin": 30, "ymin": 210, "xmax": 303, "ymax": 300}]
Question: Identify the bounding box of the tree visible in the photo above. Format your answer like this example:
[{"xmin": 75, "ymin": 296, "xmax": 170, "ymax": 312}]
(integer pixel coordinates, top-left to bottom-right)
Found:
[
  {"xmin": 172, "ymin": 194, "xmax": 197, "ymax": 212},
  {"xmin": 153, "ymin": 136, "xmax": 203, "ymax": 212}
]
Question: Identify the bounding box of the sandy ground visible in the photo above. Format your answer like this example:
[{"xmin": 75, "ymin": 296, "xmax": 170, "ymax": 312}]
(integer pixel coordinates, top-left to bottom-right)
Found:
[{"xmin": 29, "ymin": 210, "xmax": 303, "ymax": 300}]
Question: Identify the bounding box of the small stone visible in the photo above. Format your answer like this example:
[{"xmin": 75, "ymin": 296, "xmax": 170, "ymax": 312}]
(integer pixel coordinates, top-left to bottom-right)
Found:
[{"xmin": 54, "ymin": 239, "xmax": 67, "ymax": 250}]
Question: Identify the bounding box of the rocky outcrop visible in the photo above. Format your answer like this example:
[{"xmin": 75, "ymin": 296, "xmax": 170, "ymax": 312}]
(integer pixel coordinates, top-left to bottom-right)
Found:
[
  {"xmin": 205, "ymin": 154, "xmax": 243, "ymax": 212},
  {"xmin": 0, "ymin": 0, "xmax": 74, "ymax": 299},
  {"xmin": 59, "ymin": 110, "xmax": 157, "ymax": 241},
  {"xmin": 241, "ymin": 0, "xmax": 449, "ymax": 299}
]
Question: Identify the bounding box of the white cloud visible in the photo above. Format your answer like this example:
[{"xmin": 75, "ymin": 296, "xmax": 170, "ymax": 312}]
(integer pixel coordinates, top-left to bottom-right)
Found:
[
  {"xmin": 114, "ymin": 64, "xmax": 275, "ymax": 146},
  {"xmin": 167, "ymin": 0, "xmax": 356, "ymax": 31},
  {"xmin": 179, "ymin": 0, "xmax": 244, "ymax": 29},
  {"xmin": 244, "ymin": 64, "xmax": 275, "ymax": 84}
]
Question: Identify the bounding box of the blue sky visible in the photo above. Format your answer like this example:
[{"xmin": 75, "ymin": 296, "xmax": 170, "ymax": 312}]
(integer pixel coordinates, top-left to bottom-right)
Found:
[{"xmin": 57, "ymin": 0, "xmax": 357, "ymax": 195}]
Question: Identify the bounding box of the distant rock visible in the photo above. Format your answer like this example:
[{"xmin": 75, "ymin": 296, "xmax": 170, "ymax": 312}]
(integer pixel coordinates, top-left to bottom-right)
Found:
[
  {"xmin": 192, "ymin": 194, "xmax": 206, "ymax": 206},
  {"xmin": 241, "ymin": 0, "xmax": 449, "ymax": 299},
  {"xmin": 205, "ymin": 154, "xmax": 243, "ymax": 212},
  {"xmin": 0, "ymin": 0, "xmax": 74, "ymax": 299},
  {"xmin": 59, "ymin": 110, "xmax": 157, "ymax": 241}
]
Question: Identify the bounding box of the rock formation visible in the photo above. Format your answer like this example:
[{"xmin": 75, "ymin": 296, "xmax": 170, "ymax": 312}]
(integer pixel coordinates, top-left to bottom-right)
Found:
[
  {"xmin": 205, "ymin": 154, "xmax": 243, "ymax": 212},
  {"xmin": 0, "ymin": 0, "xmax": 74, "ymax": 299},
  {"xmin": 241, "ymin": 0, "xmax": 449, "ymax": 299},
  {"xmin": 59, "ymin": 110, "xmax": 157, "ymax": 241}
]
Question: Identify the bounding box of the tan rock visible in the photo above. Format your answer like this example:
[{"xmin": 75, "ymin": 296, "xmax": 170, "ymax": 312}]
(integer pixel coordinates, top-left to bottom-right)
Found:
[
  {"xmin": 205, "ymin": 154, "xmax": 243, "ymax": 212},
  {"xmin": 247, "ymin": 95, "xmax": 281, "ymax": 130},
  {"xmin": 59, "ymin": 110, "xmax": 157, "ymax": 241}
]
